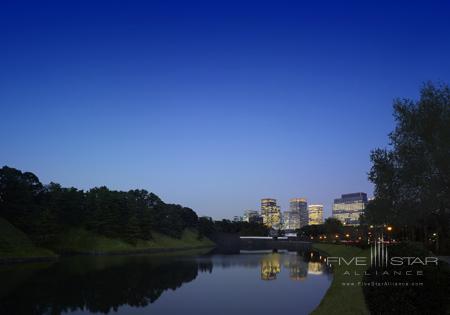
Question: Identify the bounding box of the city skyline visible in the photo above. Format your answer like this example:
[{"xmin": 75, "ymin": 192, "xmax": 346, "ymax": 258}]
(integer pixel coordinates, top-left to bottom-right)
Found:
[
  {"xmin": 239, "ymin": 194, "xmax": 358, "ymax": 225},
  {"xmin": 2, "ymin": 1, "xmax": 450, "ymax": 219}
]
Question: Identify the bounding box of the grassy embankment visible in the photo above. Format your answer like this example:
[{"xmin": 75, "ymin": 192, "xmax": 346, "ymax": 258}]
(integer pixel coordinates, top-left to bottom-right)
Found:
[
  {"xmin": 311, "ymin": 243, "xmax": 370, "ymax": 315},
  {"xmin": 0, "ymin": 217, "xmax": 57, "ymax": 261},
  {"xmin": 50, "ymin": 228, "xmax": 215, "ymax": 254},
  {"xmin": 1, "ymin": 216, "xmax": 215, "ymax": 261}
]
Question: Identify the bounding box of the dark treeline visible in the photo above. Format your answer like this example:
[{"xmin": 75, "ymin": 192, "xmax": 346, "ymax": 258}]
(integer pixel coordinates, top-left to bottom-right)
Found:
[
  {"xmin": 363, "ymin": 82, "xmax": 450, "ymax": 253},
  {"xmin": 298, "ymin": 217, "xmax": 344, "ymax": 238},
  {"xmin": 0, "ymin": 166, "xmax": 270, "ymax": 247},
  {"xmin": 0, "ymin": 166, "xmax": 199, "ymax": 245},
  {"xmin": 198, "ymin": 217, "xmax": 269, "ymax": 237}
]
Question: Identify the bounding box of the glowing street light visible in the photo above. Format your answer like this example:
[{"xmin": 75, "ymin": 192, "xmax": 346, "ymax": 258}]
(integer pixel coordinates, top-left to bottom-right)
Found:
[
  {"xmin": 387, "ymin": 226, "xmax": 393, "ymax": 232},
  {"xmin": 345, "ymin": 234, "xmax": 350, "ymax": 238}
]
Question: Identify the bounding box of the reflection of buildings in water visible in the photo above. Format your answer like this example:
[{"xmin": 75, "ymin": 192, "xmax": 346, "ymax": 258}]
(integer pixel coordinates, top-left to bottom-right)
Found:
[
  {"xmin": 260, "ymin": 254, "xmax": 281, "ymax": 280},
  {"xmin": 307, "ymin": 262, "xmax": 323, "ymax": 275},
  {"xmin": 260, "ymin": 252, "xmax": 310, "ymax": 281},
  {"xmin": 283, "ymin": 255, "xmax": 308, "ymax": 281}
]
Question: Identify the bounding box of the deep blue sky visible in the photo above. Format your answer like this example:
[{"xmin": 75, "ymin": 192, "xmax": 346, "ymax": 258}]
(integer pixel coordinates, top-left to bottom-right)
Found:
[{"xmin": 1, "ymin": 1, "xmax": 450, "ymax": 219}]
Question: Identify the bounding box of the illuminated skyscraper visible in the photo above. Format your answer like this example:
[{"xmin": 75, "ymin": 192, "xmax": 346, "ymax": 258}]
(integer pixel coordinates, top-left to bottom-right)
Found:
[
  {"xmin": 332, "ymin": 192, "xmax": 368, "ymax": 225},
  {"xmin": 290, "ymin": 198, "xmax": 308, "ymax": 228},
  {"xmin": 308, "ymin": 204, "xmax": 324, "ymax": 225},
  {"xmin": 261, "ymin": 198, "xmax": 281, "ymax": 229},
  {"xmin": 282, "ymin": 211, "xmax": 299, "ymax": 231},
  {"xmin": 243, "ymin": 210, "xmax": 261, "ymax": 223}
]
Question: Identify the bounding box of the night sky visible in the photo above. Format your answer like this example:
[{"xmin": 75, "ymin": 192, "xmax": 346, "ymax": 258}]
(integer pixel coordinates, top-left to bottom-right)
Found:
[{"xmin": 2, "ymin": 0, "xmax": 450, "ymax": 218}]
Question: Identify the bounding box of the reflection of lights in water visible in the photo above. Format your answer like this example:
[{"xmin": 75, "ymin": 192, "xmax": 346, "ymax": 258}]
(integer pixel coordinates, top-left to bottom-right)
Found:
[
  {"xmin": 260, "ymin": 252, "xmax": 324, "ymax": 281},
  {"xmin": 260, "ymin": 254, "xmax": 281, "ymax": 280},
  {"xmin": 307, "ymin": 262, "xmax": 323, "ymax": 275},
  {"xmin": 284, "ymin": 254, "xmax": 308, "ymax": 281},
  {"xmin": 289, "ymin": 265, "xmax": 307, "ymax": 281}
]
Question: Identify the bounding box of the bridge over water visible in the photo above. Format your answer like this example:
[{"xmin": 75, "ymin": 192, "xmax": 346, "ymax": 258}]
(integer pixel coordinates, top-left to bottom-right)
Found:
[
  {"xmin": 240, "ymin": 236, "xmax": 312, "ymax": 251},
  {"xmin": 209, "ymin": 233, "xmax": 312, "ymax": 253}
]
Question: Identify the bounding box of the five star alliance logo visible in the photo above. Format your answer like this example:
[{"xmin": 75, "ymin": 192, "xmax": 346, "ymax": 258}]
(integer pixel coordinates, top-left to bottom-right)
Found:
[
  {"xmin": 326, "ymin": 237, "xmax": 438, "ymax": 268},
  {"xmin": 371, "ymin": 238, "xmax": 388, "ymax": 267}
]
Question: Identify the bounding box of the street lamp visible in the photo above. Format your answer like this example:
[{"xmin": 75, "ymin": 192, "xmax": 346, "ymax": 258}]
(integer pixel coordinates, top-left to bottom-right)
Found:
[{"xmin": 387, "ymin": 226, "xmax": 392, "ymax": 232}]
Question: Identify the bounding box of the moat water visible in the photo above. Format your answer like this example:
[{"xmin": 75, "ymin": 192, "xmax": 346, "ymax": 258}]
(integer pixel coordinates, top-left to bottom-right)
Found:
[{"xmin": 0, "ymin": 249, "xmax": 332, "ymax": 315}]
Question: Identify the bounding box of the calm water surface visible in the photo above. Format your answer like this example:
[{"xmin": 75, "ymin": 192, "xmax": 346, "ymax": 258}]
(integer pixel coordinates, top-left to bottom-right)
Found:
[{"xmin": 0, "ymin": 249, "xmax": 332, "ymax": 315}]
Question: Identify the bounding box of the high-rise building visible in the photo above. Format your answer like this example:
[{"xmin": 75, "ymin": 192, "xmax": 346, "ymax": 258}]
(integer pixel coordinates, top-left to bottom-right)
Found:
[
  {"xmin": 261, "ymin": 198, "xmax": 281, "ymax": 229},
  {"xmin": 282, "ymin": 211, "xmax": 299, "ymax": 231},
  {"xmin": 308, "ymin": 204, "xmax": 324, "ymax": 225},
  {"xmin": 290, "ymin": 198, "xmax": 308, "ymax": 228},
  {"xmin": 332, "ymin": 192, "xmax": 368, "ymax": 225},
  {"xmin": 243, "ymin": 210, "xmax": 262, "ymax": 223}
]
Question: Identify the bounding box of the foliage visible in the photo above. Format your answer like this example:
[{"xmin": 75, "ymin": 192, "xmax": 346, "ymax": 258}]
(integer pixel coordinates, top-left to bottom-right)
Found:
[
  {"xmin": 0, "ymin": 166, "xmax": 202, "ymax": 247},
  {"xmin": 0, "ymin": 217, "xmax": 56, "ymax": 259},
  {"xmin": 51, "ymin": 228, "xmax": 214, "ymax": 254},
  {"xmin": 198, "ymin": 217, "xmax": 216, "ymax": 238},
  {"xmin": 366, "ymin": 82, "xmax": 450, "ymax": 252},
  {"xmin": 197, "ymin": 218, "xmax": 269, "ymax": 238},
  {"xmin": 323, "ymin": 218, "xmax": 343, "ymax": 234},
  {"xmin": 300, "ymin": 218, "xmax": 343, "ymax": 238}
]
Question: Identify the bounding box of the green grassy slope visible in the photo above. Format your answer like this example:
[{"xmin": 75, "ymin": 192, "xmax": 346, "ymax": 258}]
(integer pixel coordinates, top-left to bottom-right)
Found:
[
  {"xmin": 51, "ymin": 228, "xmax": 215, "ymax": 254},
  {"xmin": 0, "ymin": 217, "xmax": 57, "ymax": 260},
  {"xmin": 311, "ymin": 243, "xmax": 370, "ymax": 315}
]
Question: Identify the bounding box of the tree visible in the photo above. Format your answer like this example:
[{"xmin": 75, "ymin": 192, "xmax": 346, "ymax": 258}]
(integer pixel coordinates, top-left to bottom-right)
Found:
[
  {"xmin": 0, "ymin": 166, "xmax": 213, "ymax": 248},
  {"xmin": 324, "ymin": 217, "xmax": 343, "ymax": 235},
  {"xmin": 367, "ymin": 82, "xmax": 450, "ymax": 251},
  {"xmin": 85, "ymin": 187, "xmax": 122, "ymax": 238},
  {"xmin": 33, "ymin": 208, "xmax": 58, "ymax": 246},
  {"xmin": 0, "ymin": 166, "xmax": 43, "ymax": 234},
  {"xmin": 299, "ymin": 224, "xmax": 326, "ymax": 237},
  {"xmin": 198, "ymin": 217, "xmax": 216, "ymax": 238},
  {"xmin": 125, "ymin": 215, "xmax": 140, "ymax": 245}
]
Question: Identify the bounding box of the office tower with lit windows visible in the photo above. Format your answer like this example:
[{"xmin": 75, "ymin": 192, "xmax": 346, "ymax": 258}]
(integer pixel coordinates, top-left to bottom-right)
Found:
[
  {"xmin": 290, "ymin": 198, "xmax": 308, "ymax": 228},
  {"xmin": 260, "ymin": 198, "xmax": 281, "ymax": 229},
  {"xmin": 243, "ymin": 210, "xmax": 262, "ymax": 223},
  {"xmin": 282, "ymin": 211, "xmax": 299, "ymax": 231},
  {"xmin": 308, "ymin": 204, "xmax": 324, "ymax": 225},
  {"xmin": 332, "ymin": 192, "xmax": 368, "ymax": 225}
]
